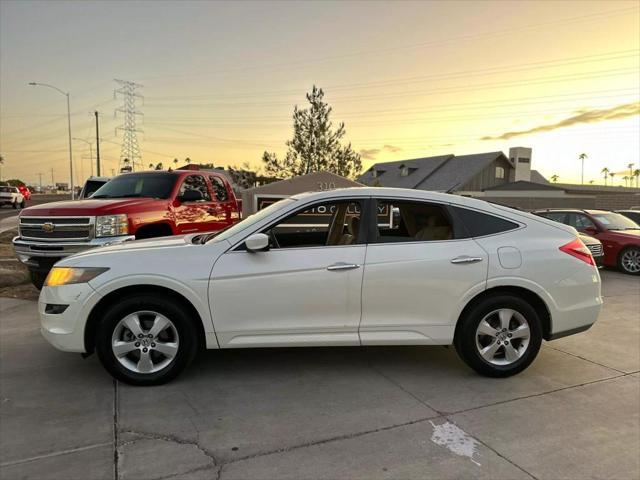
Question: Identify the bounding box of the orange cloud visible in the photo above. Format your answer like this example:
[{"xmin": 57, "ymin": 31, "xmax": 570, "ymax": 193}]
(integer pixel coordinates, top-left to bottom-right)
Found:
[{"xmin": 481, "ymin": 102, "xmax": 640, "ymax": 140}]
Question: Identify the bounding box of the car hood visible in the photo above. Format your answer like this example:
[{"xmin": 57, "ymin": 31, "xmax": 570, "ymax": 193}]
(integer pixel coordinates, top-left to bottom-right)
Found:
[
  {"xmin": 606, "ymin": 229, "xmax": 640, "ymax": 240},
  {"xmin": 19, "ymin": 198, "xmax": 163, "ymax": 216}
]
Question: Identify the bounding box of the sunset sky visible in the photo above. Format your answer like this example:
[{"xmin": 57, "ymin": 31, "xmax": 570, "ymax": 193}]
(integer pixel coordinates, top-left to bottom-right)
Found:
[{"xmin": 1, "ymin": 0, "xmax": 638, "ymax": 187}]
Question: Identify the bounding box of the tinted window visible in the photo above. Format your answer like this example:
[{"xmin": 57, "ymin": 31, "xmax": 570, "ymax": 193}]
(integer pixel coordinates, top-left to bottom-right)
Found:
[
  {"xmin": 375, "ymin": 200, "xmax": 453, "ymax": 243},
  {"xmin": 540, "ymin": 212, "xmax": 567, "ymax": 223},
  {"xmin": 566, "ymin": 213, "xmax": 595, "ymax": 230},
  {"xmin": 619, "ymin": 211, "xmax": 640, "ymax": 224},
  {"xmin": 83, "ymin": 180, "xmax": 108, "ymax": 198},
  {"xmin": 179, "ymin": 175, "xmax": 211, "ymax": 201},
  {"xmin": 209, "ymin": 176, "xmax": 229, "ymax": 202},
  {"xmin": 91, "ymin": 173, "xmax": 177, "ymax": 199},
  {"xmin": 265, "ymin": 201, "xmax": 362, "ymax": 248},
  {"xmin": 452, "ymin": 207, "xmax": 518, "ymax": 237}
]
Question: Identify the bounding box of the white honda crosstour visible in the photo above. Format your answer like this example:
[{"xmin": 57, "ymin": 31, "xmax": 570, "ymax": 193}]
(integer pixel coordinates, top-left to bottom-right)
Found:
[{"xmin": 38, "ymin": 187, "xmax": 602, "ymax": 385}]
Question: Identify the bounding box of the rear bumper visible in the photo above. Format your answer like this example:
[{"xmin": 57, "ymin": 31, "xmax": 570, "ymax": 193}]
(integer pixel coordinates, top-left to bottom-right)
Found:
[{"xmin": 13, "ymin": 235, "xmax": 135, "ymax": 269}]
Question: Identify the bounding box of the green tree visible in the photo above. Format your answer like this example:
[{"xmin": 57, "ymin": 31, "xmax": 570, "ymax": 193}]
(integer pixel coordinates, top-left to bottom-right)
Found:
[
  {"xmin": 550, "ymin": 174, "xmax": 559, "ymax": 183},
  {"xmin": 6, "ymin": 178, "xmax": 26, "ymax": 187},
  {"xmin": 261, "ymin": 86, "xmax": 362, "ymax": 179},
  {"xmin": 633, "ymin": 169, "xmax": 640, "ymax": 188},
  {"xmin": 601, "ymin": 167, "xmax": 610, "ymax": 185}
]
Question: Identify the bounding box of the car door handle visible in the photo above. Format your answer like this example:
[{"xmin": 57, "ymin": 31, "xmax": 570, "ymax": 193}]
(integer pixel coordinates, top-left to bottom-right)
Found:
[
  {"xmin": 450, "ymin": 256, "xmax": 484, "ymax": 264},
  {"xmin": 326, "ymin": 263, "xmax": 361, "ymax": 271}
]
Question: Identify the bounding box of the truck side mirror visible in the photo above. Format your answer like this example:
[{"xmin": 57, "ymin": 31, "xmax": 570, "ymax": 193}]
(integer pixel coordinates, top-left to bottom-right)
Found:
[{"xmin": 245, "ymin": 233, "xmax": 270, "ymax": 252}]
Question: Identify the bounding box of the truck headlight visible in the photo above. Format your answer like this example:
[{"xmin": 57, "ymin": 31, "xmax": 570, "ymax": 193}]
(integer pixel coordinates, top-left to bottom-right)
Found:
[
  {"xmin": 96, "ymin": 214, "xmax": 129, "ymax": 237},
  {"xmin": 45, "ymin": 267, "xmax": 109, "ymax": 287}
]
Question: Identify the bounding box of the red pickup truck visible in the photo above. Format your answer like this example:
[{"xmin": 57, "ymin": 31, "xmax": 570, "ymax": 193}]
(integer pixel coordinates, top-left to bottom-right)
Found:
[{"xmin": 13, "ymin": 169, "xmax": 241, "ymax": 288}]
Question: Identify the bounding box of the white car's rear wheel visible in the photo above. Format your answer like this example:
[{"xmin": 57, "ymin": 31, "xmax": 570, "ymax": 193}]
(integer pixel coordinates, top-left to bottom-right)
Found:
[
  {"xmin": 96, "ymin": 295, "xmax": 199, "ymax": 385},
  {"xmin": 455, "ymin": 294, "xmax": 542, "ymax": 377}
]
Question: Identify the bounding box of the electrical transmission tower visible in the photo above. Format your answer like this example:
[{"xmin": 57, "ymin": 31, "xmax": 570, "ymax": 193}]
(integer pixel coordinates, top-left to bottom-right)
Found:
[{"xmin": 114, "ymin": 79, "xmax": 143, "ymax": 173}]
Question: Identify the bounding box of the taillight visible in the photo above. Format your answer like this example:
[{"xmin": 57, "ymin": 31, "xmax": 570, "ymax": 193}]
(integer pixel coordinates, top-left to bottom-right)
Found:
[{"xmin": 559, "ymin": 238, "xmax": 595, "ymax": 266}]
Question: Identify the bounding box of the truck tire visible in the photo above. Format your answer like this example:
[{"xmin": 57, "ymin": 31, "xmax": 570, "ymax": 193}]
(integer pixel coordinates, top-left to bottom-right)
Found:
[
  {"xmin": 29, "ymin": 271, "xmax": 47, "ymax": 290},
  {"xmin": 12, "ymin": 201, "xmax": 17, "ymax": 209}
]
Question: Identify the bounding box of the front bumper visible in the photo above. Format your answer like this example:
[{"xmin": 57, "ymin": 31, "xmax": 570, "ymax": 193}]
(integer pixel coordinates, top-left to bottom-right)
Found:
[
  {"xmin": 39, "ymin": 282, "xmax": 102, "ymax": 353},
  {"xmin": 13, "ymin": 235, "xmax": 135, "ymax": 267}
]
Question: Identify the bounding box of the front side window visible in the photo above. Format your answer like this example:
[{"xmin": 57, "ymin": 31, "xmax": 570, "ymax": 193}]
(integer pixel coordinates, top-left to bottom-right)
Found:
[
  {"xmin": 209, "ymin": 176, "xmax": 229, "ymax": 202},
  {"xmin": 264, "ymin": 200, "xmax": 362, "ymax": 249},
  {"xmin": 375, "ymin": 200, "xmax": 453, "ymax": 243},
  {"xmin": 179, "ymin": 175, "xmax": 211, "ymax": 201},
  {"xmin": 541, "ymin": 212, "xmax": 567, "ymax": 223},
  {"xmin": 566, "ymin": 213, "xmax": 595, "ymax": 230}
]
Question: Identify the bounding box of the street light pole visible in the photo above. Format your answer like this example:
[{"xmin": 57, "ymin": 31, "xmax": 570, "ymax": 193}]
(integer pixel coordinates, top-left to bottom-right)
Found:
[{"xmin": 28, "ymin": 82, "xmax": 75, "ymax": 199}]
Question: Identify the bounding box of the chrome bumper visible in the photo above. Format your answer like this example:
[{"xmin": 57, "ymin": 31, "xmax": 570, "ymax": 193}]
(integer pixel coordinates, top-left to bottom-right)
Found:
[{"xmin": 13, "ymin": 235, "xmax": 135, "ymax": 266}]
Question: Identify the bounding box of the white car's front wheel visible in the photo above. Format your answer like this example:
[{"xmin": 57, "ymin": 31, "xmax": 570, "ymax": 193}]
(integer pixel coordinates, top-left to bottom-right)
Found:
[
  {"xmin": 455, "ymin": 294, "xmax": 542, "ymax": 377},
  {"xmin": 95, "ymin": 295, "xmax": 199, "ymax": 385}
]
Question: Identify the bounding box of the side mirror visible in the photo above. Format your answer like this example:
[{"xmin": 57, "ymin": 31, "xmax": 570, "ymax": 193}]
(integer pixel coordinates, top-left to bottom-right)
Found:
[
  {"xmin": 180, "ymin": 190, "xmax": 204, "ymax": 202},
  {"xmin": 245, "ymin": 233, "xmax": 270, "ymax": 252}
]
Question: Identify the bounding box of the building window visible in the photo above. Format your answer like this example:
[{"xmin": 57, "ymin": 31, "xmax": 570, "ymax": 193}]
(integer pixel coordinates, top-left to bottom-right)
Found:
[
  {"xmin": 518, "ymin": 157, "xmax": 530, "ymax": 163},
  {"xmin": 372, "ymin": 169, "xmax": 377, "ymax": 178},
  {"xmin": 496, "ymin": 166, "xmax": 505, "ymax": 179},
  {"xmin": 400, "ymin": 166, "xmax": 409, "ymax": 177}
]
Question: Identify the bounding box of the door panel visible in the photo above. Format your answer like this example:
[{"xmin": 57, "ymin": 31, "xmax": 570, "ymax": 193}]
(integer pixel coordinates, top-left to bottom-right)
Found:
[
  {"xmin": 210, "ymin": 246, "xmax": 366, "ymax": 347},
  {"xmin": 360, "ymin": 240, "xmax": 487, "ymax": 344}
]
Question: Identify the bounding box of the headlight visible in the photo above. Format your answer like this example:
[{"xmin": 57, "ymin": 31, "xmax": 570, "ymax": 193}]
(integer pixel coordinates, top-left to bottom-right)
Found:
[
  {"xmin": 45, "ymin": 267, "xmax": 109, "ymax": 287},
  {"xmin": 96, "ymin": 214, "xmax": 129, "ymax": 237}
]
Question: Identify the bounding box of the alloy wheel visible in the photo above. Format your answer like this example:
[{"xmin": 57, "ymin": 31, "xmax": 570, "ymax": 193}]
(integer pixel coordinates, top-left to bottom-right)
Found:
[
  {"xmin": 111, "ymin": 311, "xmax": 179, "ymax": 374},
  {"xmin": 475, "ymin": 308, "xmax": 531, "ymax": 366},
  {"xmin": 621, "ymin": 249, "xmax": 640, "ymax": 274}
]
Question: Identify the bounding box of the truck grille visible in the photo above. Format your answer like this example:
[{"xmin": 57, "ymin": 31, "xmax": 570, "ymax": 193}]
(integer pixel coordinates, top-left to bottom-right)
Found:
[
  {"xmin": 19, "ymin": 217, "xmax": 93, "ymax": 241},
  {"xmin": 587, "ymin": 243, "xmax": 603, "ymax": 257}
]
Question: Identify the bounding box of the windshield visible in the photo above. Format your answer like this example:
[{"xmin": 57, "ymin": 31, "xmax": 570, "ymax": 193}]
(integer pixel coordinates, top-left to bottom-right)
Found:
[
  {"xmin": 91, "ymin": 173, "xmax": 177, "ymax": 199},
  {"xmin": 205, "ymin": 198, "xmax": 296, "ymax": 243},
  {"xmin": 592, "ymin": 212, "xmax": 640, "ymax": 230}
]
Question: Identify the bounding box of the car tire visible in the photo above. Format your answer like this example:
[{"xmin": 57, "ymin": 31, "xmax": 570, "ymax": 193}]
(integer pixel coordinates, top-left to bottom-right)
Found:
[
  {"xmin": 19, "ymin": 200, "xmax": 25, "ymax": 208},
  {"xmin": 618, "ymin": 247, "xmax": 640, "ymax": 275},
  {"xmin": 454, "ymin": 294, "xmax": 542, "ymax": 377},
  {"xmin": 12, "ymin": 201, "xmax": 17, "ymax": 209},
  {"xmin": 29, "ymin": 271, "xmax": 47, "ymax": 290},
  {"xmin": 95, "ymin": 294, "xmax": 199, "ymax": 386}
]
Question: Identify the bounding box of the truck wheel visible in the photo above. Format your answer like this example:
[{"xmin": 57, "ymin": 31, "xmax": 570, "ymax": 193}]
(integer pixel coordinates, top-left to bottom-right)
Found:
[
  {"xmin": 618, "ymin": 247, "xmax": 640, "ymax": 275},
  {"xmin": 454, "ymin": 294, "xmax": 542, "ymax": 377},
  {"xmin": 95, "ymin": 294, "xmax": 199, "ymax": 386},
  {"xmin": 20, "ymin": 200, "xmax": 26, "ymax": 208},
  {"xmin": 29, "ymin": 271, "xmax": 47, "ymax": 290},
  {"xmin": 12, "ymin": 201, "xmax": 17, "ymax": 209}
]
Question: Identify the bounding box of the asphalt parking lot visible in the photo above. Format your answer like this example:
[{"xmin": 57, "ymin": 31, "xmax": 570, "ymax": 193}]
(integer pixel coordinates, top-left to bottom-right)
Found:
[{"xmin": 0, "ymin": 270, "xmax": 638, "ymax": 480}]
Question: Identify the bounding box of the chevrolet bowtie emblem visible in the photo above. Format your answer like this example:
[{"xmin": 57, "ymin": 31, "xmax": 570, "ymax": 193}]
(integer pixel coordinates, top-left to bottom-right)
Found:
[{"xmin": 42, "ymin": 222, "xmax": 55, "ymax": 233}]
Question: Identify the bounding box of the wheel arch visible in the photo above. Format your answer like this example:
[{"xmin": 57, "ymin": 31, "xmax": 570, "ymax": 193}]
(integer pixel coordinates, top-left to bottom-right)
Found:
[
  {"xmin": 455, "ymin": 286, "xmax": 552, "ymax": 341},
  {"xmin": 84, "ymin": 284, "xmax": 207, "ymax": 354}
]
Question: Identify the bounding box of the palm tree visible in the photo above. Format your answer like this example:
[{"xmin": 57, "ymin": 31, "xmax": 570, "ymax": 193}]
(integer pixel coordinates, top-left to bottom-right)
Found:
[
  {"xmin": 588, "ymin": 180, "xmax": 594, "ymax": 185},
  {"xmin": 601, "ymin": 167, "xmax": 610, "ymax": 185},
  {"xmin": 148, "ymin": 163, "xmax": 154, "ymax": 170},
  {"xmin": 173, "ymin": 158, "xmax": 179, "ymax": 168},
  {"xmin": 578, "ymin": 153, "xmax": 587, "ymax": 184},
  {"xmin": 622, "ymin": 175, "xmax": 630, "ymax": 187},
  {"xmin": 634, "ymin": 169, "xmax": 640, "ymax": 188},
  {"xmin": 550, "ymin": 174, "xmax": 559, "ymax": 183},
  {"xmin": 628, "ymin": 163, "xmax": 635, "ymax": 179},
  {"xmin": 609, "ymin": 172, "xmax": 615, "ymax": 185},
  {"xmin": 0, "ymin": 154, "xmax": 4, "ymax": 181}
]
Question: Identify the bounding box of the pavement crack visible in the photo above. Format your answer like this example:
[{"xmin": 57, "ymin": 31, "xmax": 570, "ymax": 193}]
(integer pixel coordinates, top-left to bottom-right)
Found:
[
  {"xmin": 225, "ymin": 414, "xmax": 441, "ymax": 466},
  {"xmin": 118, "ymin": 428, "xmax": 218, "ymax": 466},
  {"xmin": 543, "ymin": 344, "xmax": 627, "ymax": 374},
  {"xmin": 113, "ymin": 379, "xmax": 119, "ymax": 480}
]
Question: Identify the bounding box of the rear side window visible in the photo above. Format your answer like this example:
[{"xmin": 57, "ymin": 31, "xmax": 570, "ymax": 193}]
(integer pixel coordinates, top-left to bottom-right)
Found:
[
  {"xmin": 452, "ymin": 207, "xmax": 519, "ymax": 237},
  {"xmin": 374, "ymin": 200, "xmax": 454, "ymax": 243},
  {"xmin": 209, "ymin": 176, "xmax": 229, "ymax": 202}
]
